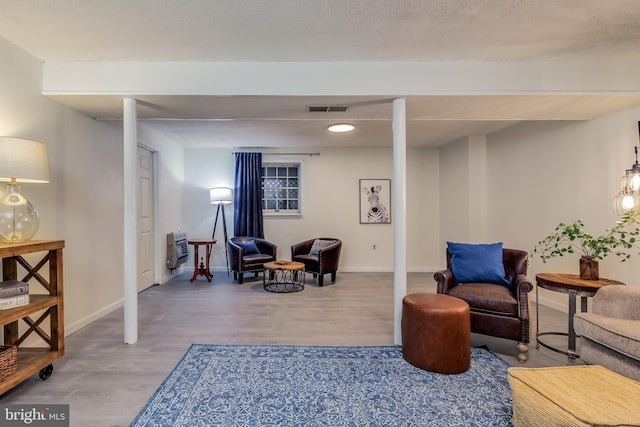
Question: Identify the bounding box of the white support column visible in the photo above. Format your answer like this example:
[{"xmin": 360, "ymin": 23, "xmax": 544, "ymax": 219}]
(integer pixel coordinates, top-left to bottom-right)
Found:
[
  {"xmin": 123, "ymin": 97, "xmax": 138, "ymax": 344},
  {"xmin": 393, "ymin": 97, "xmax": 408, "ymax": 345}
]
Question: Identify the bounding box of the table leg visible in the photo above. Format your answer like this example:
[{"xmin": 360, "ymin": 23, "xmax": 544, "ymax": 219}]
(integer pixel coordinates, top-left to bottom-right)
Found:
[
  {"xmin": 204, "ymin": 244, "xmax": 212, "ymax": 282},
  {"xmin": 190, "ymin": 245, "xmax": 200, "ymax": 282},
  {"xmin": 567, "ymin": 290, "xmax": 577, "ymax": 364},
  {"xmin": 535, "ymin": 283, "xmax": 540, "ymax": 349}
]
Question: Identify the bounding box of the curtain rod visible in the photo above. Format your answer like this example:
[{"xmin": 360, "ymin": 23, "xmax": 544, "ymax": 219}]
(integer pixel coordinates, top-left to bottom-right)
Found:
[{"xmin": 232, "ymin": 152, "xmax": 320, "ymax": 157}]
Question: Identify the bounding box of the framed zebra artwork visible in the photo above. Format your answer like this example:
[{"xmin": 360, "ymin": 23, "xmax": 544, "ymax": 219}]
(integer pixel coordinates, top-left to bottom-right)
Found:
[{"xmin": 360, "ymin": 179, "xmax": 391, "ymax": 224}]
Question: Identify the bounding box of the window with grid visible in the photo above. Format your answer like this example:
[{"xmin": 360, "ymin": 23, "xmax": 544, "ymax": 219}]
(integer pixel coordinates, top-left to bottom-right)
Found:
[{"xmin": 261, "ymin": 163, "xmax": 301, "ymax": 215}]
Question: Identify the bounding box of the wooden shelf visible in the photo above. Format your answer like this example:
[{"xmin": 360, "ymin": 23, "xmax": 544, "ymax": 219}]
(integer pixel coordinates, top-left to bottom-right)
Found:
[
  {"xmin": 0, "ymin": 349, "xmax": 60, "ymax": 392},
  {"xmin": 0, "ymin": 240, "xmax": 64, "ymax": 258},
  {"xmin": 0, "ymin": 240, "xmax": 64, "ymax": 395},
  {"xmin": 0, "ymin": 295, "xmax": 58, "ymax": 324}
]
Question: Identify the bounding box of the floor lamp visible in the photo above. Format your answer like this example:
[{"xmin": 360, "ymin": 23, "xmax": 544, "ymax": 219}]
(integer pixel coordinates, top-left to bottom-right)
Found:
[{"xmin": 210, "ymin": 187, "xmax": 232, "ymax": 274}]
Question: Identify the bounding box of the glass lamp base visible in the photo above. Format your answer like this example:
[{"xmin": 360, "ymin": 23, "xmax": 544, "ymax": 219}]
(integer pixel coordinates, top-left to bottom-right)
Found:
[{"xmin": 0, "ymin": 184, "xmax": 40, "ymax": 242}]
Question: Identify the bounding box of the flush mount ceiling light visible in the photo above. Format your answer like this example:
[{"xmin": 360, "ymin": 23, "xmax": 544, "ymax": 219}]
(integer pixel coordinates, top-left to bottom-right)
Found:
[{"xmin": 328, "ymin": 123, "xmax": 355, "ymax": 133}]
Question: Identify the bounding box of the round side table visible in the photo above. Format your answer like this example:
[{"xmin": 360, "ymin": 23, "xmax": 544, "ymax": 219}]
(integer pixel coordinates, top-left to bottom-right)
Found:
[{"xmin": 535, "ymin": 272, "xmax": 625, "ymax": 363}]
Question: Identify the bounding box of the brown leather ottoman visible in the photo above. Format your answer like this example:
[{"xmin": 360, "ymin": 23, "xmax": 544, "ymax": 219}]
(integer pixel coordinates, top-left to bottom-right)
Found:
[{"xmin": 401, "ymin": 293, "xmax": 471, "ymax": 374}]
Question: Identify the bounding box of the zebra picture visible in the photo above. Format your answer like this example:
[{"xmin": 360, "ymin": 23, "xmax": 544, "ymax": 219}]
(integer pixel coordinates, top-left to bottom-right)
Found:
[{"xmin": 360, "ymin": 179, "xmax": 391, "ymax": 224}]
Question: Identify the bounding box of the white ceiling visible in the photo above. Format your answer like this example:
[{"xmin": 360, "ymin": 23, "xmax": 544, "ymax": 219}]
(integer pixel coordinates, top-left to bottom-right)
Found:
[{"xmin": 2, "ymin": 0, "xmax": 640, "ymax": 148}]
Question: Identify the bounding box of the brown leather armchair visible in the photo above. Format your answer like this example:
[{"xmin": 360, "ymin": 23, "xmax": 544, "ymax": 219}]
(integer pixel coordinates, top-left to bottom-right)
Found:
[
  {"xmin": 434, "ymin": 248, "xmax": 533, "ymax": 362},
  {"xmin": 228, "ymin": 237, "xmax": 277, "ymax": 284},
  {"xmin": 291, "ymin": 238, "xmax": 342, "ymax": 286}
]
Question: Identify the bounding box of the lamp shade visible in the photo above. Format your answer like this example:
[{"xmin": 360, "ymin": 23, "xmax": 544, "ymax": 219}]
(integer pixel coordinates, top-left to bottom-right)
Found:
[
  {"xmin": 209, "ymin": 187, "xmax": 232, "ymax": 204},
  {"xmin": 0, "ymin": 137, "xmax": 50, "ymax": 241},
  {"xmin": 0, "ymin": 137, "xmax": 50, "ymax": 183}
]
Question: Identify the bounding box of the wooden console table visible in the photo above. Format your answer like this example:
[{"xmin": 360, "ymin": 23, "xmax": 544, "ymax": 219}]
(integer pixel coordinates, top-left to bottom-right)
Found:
[
  {"xmin": 0, "ymin": 240, "xmax": 65, "ymax": 394},
  {"xmin": 535, "ymin": 272, "xmax": 625, "ymax": 364},
  {"xmin": 188, "ymin": 239, "xmax": 216, "ymax": 282}
]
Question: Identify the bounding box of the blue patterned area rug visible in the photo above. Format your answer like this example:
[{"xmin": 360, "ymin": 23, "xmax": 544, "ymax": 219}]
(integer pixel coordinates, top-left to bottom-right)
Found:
[{"xmin": 130, "ymin": 345, "xmax": 513, "ymax": 427}]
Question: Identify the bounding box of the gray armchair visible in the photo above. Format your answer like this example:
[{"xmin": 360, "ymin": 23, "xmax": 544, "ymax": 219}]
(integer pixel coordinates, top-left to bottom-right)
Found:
[{"xmin": 574, "ymin": 285, "xmax": 640, "ymax": 381}]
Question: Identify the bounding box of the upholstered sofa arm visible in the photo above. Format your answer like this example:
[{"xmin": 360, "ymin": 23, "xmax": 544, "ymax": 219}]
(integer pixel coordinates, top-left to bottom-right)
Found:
[
  {"xmin": 592, "ymin": 286, "xmax": 640, "ymax": 320},
  {"xmin": 227, "ymin": 241, "xmax": 243, "ymax": 270},
  {"xmin": 514, "ymin": 273, "xmax": 533, "ymax": 319},
  {"xmin": 434, "ymin": 269, "xmax": 455, "ymax": 293},
  {"xmin": 514, "ymin": 274, "xmax": 533, "ymax": 295}
]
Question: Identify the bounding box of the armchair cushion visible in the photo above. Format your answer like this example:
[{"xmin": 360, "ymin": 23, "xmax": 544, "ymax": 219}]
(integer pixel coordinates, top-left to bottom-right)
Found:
[
  {"xmin": 235, "ymin": 239, "xmax": 260, "ymax": 255},
  {"xmin": 574, "ymin": 313, "xmax": 640, "ymax": 360},
  {"xmin": 310, "ymin": 239, "xmax": 336, "ymax": 255},
  {"xmin": 447, "ymin": 242, "xmax": 512, "ymax": 288},
  {"xmin": 447, "ymin": 282, "xmax": 518, "ymax": 316}
]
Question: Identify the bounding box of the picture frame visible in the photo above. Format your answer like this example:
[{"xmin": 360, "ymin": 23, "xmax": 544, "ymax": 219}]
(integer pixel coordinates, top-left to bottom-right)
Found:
[{"xmin": 360, "ymin": 179, "xmax": 391, "ymax": 224}]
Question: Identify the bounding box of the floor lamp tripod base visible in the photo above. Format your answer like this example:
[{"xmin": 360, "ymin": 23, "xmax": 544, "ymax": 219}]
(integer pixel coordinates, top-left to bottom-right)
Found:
[{"xmin": 211, "ymin": 203, "xmax": 229, "ymax": 275}]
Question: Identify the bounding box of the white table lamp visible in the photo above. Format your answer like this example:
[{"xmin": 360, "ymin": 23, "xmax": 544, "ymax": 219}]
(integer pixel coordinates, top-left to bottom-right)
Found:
[{"xmin": 0, "ymin": 137, "xmax": 50, "ymax": 242}]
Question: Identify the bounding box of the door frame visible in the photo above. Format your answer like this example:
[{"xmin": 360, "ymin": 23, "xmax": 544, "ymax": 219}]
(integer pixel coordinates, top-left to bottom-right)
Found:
[{"xmin": 137, "ymin": 143, "xmax": 162, "ymax": 289}]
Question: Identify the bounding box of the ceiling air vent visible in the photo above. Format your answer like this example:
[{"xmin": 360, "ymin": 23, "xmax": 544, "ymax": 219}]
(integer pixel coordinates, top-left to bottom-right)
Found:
[{"xmin": 307, "ymin": 105, "xmax": 349, "ymax": 112}]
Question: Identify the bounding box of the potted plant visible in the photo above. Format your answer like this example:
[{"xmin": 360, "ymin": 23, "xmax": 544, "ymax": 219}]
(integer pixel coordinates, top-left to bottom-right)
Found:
[{"xmin": 533, "ymin": 210, "xmax": 640, "ymax": 280}]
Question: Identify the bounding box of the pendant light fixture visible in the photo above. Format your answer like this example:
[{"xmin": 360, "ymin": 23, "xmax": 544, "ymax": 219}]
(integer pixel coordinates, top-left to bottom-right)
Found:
[{"xmin": 613, "ymin": 122, "xmax": 640, "ymax": 215}]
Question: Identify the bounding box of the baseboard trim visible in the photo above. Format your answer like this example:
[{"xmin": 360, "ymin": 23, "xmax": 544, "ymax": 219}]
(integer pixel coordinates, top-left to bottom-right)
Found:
[
  {"xmin": 532, "ymin": 294, "xmax": 569, "ymax": 313},
  {"xmin": 66, "ymin": 298, "xmax": 124, "ymax": 336}
]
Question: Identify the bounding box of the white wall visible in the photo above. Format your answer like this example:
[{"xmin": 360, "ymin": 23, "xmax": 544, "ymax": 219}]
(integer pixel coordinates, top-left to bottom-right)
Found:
[
  {"xmin": 182, "ymin": 146, "xmax": 440, "ymax": 272},
  {"xmin": 438, "ymin": 137, "xmax": 471, "ymax": 264},
  {"xmin": 437, "ymin": 112, "xmax": 640, "ymax": 311},
  {"xmin": 485, "ymin": 111, "xmax": 640, "ymax": 308},
  {"xmin": 0, "ymin": 36, "xmax": 125, "ymax": 333},
  {"xmin": 0, "ymin": 37, "xmax": 186, "ymax": 336},
  {"xmin": 137, "ymin": 123, "xmax": 186, "ymax": 283}
]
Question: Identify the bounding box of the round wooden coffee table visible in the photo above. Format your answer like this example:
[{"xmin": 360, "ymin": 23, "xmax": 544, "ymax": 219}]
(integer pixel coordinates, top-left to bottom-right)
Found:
[{"xmin": 263, "ymin": 261, "xmax": 305, "ymax": 293}]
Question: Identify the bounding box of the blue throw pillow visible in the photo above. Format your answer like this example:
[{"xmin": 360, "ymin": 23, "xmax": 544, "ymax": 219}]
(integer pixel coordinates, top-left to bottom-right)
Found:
[
  {"xmin": 236, "ymin": 240, "xmax": 260, "ymax": 255},
  {"xmin": 447, "ymin": 242, "xmax": 512, "ymax": 288}
]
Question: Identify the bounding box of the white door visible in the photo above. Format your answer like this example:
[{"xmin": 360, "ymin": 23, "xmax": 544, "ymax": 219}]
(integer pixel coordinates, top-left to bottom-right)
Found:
[{"xmin": 137, "ymin": 146, "xmax": 155, "ymax": 292}]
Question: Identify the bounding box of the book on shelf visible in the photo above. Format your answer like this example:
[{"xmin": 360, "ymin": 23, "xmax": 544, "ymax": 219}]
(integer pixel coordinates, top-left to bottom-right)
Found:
[
  {"xmin": 0, "ymin": 280, "xmax": 29, "ymax": 299},
  {"xmin": 0, "ymin": 294, "xmax": 29, "ymax": 310}
]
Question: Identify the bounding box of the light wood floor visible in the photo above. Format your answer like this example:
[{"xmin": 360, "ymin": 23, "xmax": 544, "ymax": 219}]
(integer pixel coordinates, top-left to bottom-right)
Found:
[{"xmin": 0, "ymin": 271, "xmax": 578, "ymax": 427}]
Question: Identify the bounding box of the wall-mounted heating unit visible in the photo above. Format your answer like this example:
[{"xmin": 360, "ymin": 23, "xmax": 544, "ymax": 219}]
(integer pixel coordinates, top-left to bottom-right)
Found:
[{"xmin": 167, "ymin": 232, "xmax": 189, "ymax": 273}]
